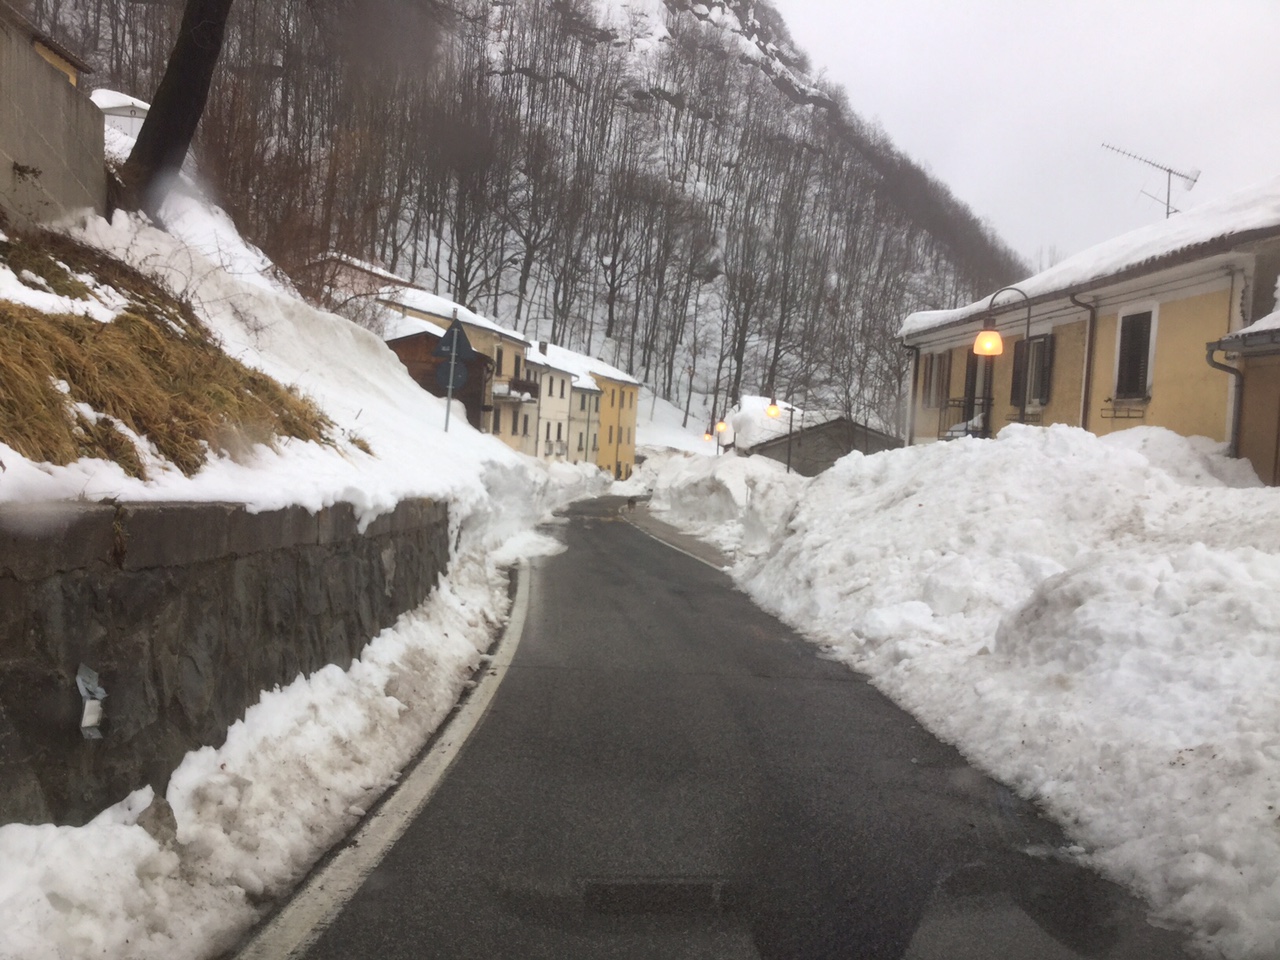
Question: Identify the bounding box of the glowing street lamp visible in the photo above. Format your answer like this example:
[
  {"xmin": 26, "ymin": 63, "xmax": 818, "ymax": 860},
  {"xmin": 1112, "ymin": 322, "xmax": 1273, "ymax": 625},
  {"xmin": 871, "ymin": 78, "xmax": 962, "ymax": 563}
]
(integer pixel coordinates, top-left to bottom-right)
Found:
[
  {"xmin": 973, "ymin": 327, "xmax": 1003, "ymax": 356},
  {"xmin": 765, "ymin": 399, "xmax": 781, "ymax": 419}
]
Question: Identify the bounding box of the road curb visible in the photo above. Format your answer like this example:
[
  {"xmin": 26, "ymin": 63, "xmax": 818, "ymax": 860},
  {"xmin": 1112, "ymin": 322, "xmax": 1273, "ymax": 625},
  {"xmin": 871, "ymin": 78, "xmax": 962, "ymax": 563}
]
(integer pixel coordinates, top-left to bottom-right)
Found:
[{"xmin": 231, "ymin": 560, "xmax": 531, "ymax": 960}]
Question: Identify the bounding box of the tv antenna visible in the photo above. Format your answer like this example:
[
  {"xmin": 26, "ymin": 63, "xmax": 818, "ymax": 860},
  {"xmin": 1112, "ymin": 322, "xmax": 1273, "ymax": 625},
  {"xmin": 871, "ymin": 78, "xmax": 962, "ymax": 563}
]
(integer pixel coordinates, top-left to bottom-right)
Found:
[{"xmin": 1102, "ymin": 143, "xmax": 1200, "ymax": 218}]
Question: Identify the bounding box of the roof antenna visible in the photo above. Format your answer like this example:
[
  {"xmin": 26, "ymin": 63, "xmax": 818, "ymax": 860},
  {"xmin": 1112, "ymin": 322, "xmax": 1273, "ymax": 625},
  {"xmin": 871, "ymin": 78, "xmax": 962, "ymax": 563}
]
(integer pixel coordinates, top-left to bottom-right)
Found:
[{"xmin": 1102, "ymin": 143, "xmax": 1200, "ymax": 218}]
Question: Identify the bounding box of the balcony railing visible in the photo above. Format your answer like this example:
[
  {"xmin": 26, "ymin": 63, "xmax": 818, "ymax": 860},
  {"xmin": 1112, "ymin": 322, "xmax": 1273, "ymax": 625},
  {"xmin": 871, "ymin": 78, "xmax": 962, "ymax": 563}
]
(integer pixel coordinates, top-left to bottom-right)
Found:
[{"xmin": 938, "ymin": 397, "xmax": 990, "ymax": 439}]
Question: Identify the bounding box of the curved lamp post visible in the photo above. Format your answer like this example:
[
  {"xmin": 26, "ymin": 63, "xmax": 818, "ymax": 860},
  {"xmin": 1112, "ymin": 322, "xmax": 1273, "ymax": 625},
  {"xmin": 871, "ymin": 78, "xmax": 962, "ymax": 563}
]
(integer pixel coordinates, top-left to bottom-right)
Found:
[
  {"xmin": 765, "ymin": 397, "xmax": 797, "ymax": 473},
  {"xmin": 973, "ymin": 285, "xmax": 1034, "ymax": 427}
]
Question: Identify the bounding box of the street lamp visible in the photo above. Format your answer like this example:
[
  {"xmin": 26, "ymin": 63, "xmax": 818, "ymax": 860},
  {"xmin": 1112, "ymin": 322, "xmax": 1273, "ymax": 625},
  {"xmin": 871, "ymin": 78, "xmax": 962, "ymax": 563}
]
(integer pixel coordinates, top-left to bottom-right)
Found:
[
  {"xmin": 765, "ymin": 396, "xmax": 797, "ymax": 473},
  {"xmin": 973, "ymin": 285, "xmax": 1034, "ymax": 425}
]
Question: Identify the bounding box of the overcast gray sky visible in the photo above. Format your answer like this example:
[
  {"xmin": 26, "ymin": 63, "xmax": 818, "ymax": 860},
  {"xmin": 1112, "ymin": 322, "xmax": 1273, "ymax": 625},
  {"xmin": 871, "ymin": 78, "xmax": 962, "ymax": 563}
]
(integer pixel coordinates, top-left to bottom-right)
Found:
[{"xmin": 766, "ymin": 0, "xmax": 1280, "ymax": 268}]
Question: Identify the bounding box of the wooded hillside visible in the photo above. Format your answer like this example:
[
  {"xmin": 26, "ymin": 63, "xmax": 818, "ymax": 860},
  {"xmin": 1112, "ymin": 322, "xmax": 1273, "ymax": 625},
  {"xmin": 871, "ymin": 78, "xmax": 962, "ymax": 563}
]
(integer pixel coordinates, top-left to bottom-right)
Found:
[{"xmin": 22, "ymin": 0, "xmax": 1026, "ymax": 433}]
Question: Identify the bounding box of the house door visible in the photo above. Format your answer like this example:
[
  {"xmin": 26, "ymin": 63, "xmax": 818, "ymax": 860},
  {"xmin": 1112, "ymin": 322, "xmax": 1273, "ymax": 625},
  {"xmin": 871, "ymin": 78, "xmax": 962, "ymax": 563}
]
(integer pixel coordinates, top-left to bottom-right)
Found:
[{"xmin": 963, "ymin": 352, "xmax": 994, "ymax": 438}]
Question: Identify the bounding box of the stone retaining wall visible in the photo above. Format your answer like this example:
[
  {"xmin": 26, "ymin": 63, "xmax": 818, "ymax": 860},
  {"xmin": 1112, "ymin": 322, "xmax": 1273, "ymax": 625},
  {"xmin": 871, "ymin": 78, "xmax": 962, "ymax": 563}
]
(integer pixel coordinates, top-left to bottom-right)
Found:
[{"xmin": 0, "ymin": 498, "xmax": 449, "ymax": 825}]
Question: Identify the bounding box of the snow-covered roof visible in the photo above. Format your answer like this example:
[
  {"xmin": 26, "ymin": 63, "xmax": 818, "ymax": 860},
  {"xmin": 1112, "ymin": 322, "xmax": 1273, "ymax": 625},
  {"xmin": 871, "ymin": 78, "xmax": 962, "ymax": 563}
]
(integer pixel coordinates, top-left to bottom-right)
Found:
[
  {"xmin": 1, "ymin": 3, "xmax": 93, "ymax": 72},
  {"xmin": 529, "ymin": 341, "xmax": 639, "ymax": 391},
  {"xmin": 377, "ymin": 287, "xmax": 530, "ymax": 346},
  {"xmin": 382, "ymin": 312, "xmax": 446, "ymax": 342},
  {"xmin": 90, "ymin": 89, "xmax": 149, "ymax": 114},
  {"xmin": 315, "ymin": 252, "xmax": 412, "ymax": 287},
  {"xmin": 902, "ymin": 174, "xmax": 1280, "ymax": 341}
]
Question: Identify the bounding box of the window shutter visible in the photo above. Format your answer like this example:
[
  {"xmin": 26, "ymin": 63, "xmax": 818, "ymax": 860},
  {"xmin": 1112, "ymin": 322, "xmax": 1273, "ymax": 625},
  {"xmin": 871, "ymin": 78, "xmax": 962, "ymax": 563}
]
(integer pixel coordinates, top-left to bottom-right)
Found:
[
  {"xmin": 1010, "ymin": 339, "xmax": 1027, "ymax": 405},
  {"xmin": 1116, "ymin": 312, "xmax": 1152, "ymax": 399},
  {"xmin": 1038, "ymin": 334, "xmax": 1055, "ymax": 404},
  {"xmin": 963, "ymin": 351, "xmax": 979, "ymax": 420}
]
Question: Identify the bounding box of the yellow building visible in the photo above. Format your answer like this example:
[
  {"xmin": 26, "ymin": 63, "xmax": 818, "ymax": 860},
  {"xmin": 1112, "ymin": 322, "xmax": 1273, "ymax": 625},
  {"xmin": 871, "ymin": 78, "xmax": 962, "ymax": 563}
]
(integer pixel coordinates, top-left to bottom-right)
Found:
[
  {"xmin": 377, "ymin": 288, "xmax": 537, "ymax": 453},
  {"xmin": 902, "ymin": 183, "xmax": 1280, "ymax": 484},
  {"xmin": 530, "ymin": 342, "xmax": 639, "ymax": 478},
  {"xmin": 592, "ymin": 370, "xmax": 640, "ymax": 480}
]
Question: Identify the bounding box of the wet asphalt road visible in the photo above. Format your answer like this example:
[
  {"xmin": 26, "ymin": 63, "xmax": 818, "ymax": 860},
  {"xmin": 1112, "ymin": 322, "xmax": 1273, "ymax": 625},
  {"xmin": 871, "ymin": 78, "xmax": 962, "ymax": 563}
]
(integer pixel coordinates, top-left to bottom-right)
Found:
[{"xmin": 300, "ymin": 497, "xmax": 1190, "ymax": 959}]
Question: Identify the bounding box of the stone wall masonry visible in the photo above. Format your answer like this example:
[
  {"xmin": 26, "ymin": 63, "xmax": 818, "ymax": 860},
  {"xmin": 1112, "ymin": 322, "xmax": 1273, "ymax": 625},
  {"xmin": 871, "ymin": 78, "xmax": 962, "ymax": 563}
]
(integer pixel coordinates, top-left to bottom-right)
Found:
[
  {"xmin": 0, "ymin": 19, "xmax": 105, "ymax": 227},
  {"xmin": 0, "ymin": 498, "xmax": 450, "ymax": 825}
]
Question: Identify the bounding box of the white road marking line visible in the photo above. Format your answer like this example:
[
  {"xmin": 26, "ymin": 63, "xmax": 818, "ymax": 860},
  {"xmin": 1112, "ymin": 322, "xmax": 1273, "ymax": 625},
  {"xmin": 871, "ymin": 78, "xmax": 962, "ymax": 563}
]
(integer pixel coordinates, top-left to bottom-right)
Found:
[
  {"xmin": 624, "ymin": 514, "xmax": 729, "ymax": 572},
  {"xmin": 233, "ymin": 560, "xmax": 531, "ymax": 960}
]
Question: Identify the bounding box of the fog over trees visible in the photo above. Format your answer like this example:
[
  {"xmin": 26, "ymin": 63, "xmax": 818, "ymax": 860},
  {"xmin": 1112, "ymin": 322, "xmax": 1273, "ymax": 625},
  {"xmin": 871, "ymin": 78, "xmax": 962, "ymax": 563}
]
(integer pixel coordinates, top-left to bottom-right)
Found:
[{"xmin": 23, "ymin": 0, "xmax": 1026, "ymax": 432}]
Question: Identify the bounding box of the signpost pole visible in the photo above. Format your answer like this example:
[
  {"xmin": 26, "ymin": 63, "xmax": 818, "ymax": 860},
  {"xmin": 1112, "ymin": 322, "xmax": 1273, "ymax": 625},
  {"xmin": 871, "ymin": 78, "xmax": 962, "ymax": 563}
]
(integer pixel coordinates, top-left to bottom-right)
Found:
[{"xmin": 444, "ymin": 308, "xmax": 459, "ymax": 432}]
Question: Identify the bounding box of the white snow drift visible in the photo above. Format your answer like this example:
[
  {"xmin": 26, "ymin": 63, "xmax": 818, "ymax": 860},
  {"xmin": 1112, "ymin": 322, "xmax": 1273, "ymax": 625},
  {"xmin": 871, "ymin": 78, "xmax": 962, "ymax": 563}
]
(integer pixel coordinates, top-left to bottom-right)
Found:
[{"xmin": 643, "ymin": 424, "xmax": 1280, "ymax": 960}]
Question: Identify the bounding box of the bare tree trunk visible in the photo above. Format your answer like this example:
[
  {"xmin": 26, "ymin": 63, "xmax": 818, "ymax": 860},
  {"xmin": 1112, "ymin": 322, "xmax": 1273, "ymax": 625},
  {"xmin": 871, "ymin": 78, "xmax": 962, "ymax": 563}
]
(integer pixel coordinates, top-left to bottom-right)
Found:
[{"xmin": 118, "ymin": 0, "xmax": 236, "ymax": 213}]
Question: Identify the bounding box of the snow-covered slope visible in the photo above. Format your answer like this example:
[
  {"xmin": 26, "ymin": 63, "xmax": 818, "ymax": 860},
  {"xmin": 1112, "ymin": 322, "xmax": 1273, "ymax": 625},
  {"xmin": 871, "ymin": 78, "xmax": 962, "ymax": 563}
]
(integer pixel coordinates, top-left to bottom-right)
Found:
[{"xmin": 639, "ymin": 425, "xmax": 1280, "ymax": 960}]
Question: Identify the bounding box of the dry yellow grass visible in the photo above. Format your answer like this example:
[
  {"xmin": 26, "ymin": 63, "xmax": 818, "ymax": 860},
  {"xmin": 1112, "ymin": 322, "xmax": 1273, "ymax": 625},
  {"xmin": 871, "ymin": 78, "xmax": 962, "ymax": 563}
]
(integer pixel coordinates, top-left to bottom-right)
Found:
[{"xmin": 0, "ymin": 230, "xmax": 333, "ymax": 478}]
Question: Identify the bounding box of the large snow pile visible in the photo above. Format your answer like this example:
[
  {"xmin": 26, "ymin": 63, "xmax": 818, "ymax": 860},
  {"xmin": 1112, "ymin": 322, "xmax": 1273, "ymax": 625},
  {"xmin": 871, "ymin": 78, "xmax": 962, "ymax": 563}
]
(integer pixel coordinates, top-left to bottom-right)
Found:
[
  {"xmin": 0, "ymin": 173, "xmax": 606, "ymax": 959},
  {"xmin": 642, "ymin": 425, "xmax": 1280, "ymax": 959}
]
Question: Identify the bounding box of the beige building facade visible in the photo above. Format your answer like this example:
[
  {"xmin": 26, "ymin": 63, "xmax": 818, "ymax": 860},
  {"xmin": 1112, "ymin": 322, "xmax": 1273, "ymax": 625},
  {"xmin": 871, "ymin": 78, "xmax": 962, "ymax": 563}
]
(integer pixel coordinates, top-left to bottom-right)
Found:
[{"xmin": 904, "ymin": 197, "xmax": 1280, "ymax": 484}]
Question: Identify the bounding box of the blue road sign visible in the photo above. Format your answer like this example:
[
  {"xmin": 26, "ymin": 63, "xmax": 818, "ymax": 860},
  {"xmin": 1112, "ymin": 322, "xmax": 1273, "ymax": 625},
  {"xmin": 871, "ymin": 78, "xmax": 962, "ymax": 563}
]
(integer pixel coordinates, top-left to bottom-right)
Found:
[{"xmin": 436, "ymin": 363, "xmax": 468, "ymax": 391}]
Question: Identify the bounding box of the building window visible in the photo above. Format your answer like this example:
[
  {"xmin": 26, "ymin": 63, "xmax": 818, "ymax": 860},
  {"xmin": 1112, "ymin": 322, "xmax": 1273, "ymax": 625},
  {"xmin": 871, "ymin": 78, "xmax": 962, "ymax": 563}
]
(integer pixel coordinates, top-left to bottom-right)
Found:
[
  {"xmin": 594, "ymin": 397, "xmax": 599, "ymax": 413},
  {"xmin": 1115, "ymin": 310, "xmax": 1153, "ymax": 400},
  {"xmin": 511, "ymin": 409, "xmax": 519, "ymax": 434},
  {"xmin": 578, "ymin": 433, "xmax": 584, "ymax": 451},
  {"xmin": 611, "ymin": 389, "xmax": 616, "ymax": 407},
  {"xmin": 608, "ymin": 425, "xmax": 614, "ymax": 444},
  {"xmin": 629, "ymin": 392, "xmax": 634, "ymax": 408},
  {"xmin": 523, "ymin": 414, "xmax": 529, "ymax": 436},
  {"xmin": 546, "ymin": 422, "xmax": 551, "ymax": 441},
  {"xmin": 560, "ymin": 379, "xmax": 565, "ymax": 399},
  {"xmin": 579, "ymin": 394, "xmax": 586, "ymax": 411},
  {"xmin": 922, "ymin": 352, "xmax": 951, "ymax": 409},
  {"xmin": 592, "ymin": 433, "xmax": 598, "ymax": 451},
  {"xmin": 496, "ymin": 348, "xmax": 504, "ymax": 377},
  {"xmin": 1011, "ymin": 335, "xmax": 1054, "ymax": 406},
  {"xmin": 556, "ymin": 423, "xmax": 563, "ymax": 441},
  {"xmin": 514, "ymin": 355, "xmax": 521, "ymax": 379}
]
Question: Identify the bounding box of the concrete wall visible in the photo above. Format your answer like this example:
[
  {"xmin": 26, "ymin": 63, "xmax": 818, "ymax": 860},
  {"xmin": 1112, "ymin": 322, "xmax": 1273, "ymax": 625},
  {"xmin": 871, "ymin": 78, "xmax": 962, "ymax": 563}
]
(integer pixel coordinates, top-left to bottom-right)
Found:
[
  {"xmin": 0, "ymin": 498, "xmax": 449, "ymax": 826},
  {"xmin": 751, "ymin": 420, "xmax": 902, "ymax": 477},
  {"xmin": 0, "ymin": 19, "xmax": 105, "ymax": 226}
]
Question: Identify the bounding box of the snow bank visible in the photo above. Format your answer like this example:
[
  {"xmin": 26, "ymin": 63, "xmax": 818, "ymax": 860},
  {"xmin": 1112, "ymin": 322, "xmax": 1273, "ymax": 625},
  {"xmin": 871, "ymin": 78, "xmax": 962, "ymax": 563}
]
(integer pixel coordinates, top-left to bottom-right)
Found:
[
  {"xmin": 0, "ymin": 553, "xmax": 505, "ymax": 960},
  {"xmin": 0, "ymin": 177, "xmax": 607, "ymax": 958},
  {"xmin": 646, "ymin": 425, "xmax": 1280, "ymax": 959}
]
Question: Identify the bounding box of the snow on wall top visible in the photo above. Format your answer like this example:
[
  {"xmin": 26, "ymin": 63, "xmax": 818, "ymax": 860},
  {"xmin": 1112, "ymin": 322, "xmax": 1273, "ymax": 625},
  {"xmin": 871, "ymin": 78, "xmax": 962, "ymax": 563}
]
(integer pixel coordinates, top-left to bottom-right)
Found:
[
  {"xmin": 90, "ymin": 88, "xmax": 149, "ymax": 113},
  {"xmin": 901, "ymin": 173, "xmax": 1280, "ymax": 341},
  {"xmin": 377, "ymin": 287, "xmax": 530, "ymax": 346}
]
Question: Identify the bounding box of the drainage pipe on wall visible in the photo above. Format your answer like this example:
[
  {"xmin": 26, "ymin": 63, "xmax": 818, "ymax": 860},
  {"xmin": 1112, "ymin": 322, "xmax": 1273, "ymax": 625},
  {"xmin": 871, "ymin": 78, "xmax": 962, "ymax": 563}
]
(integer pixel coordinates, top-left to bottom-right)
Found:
[
  {"xmin": 1070, "ymin": 293, "xmax": 1098, "ymax": 432},
  {"xmin": 1204, "ymin": 341, "xmax": 1244, "ymax": 458},
  {"xmin": 906, "ymin": 346, "xmax": 920, "ymax": 446}
]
